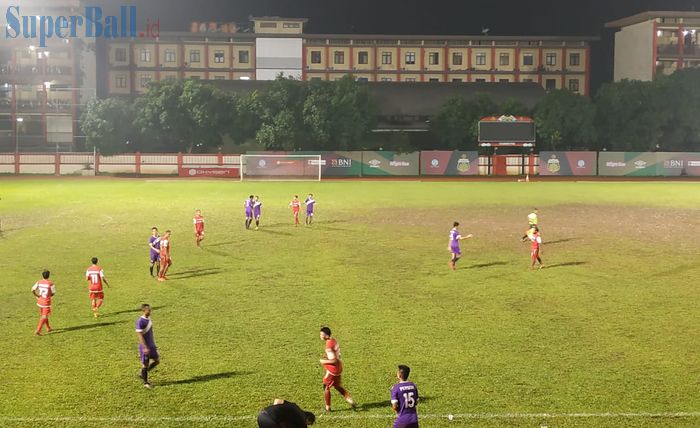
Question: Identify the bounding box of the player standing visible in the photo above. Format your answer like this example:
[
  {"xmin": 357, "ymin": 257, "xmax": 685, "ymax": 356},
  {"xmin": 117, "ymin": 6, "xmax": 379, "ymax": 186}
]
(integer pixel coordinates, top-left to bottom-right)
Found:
[
  {"xmin": 157, "ymin": 230, "xmax": 172, "ymax": 282},
  {"xmin": 148, "ymin": 227, "xmax": 161, "ymax": 277},
  {"xmin": 193, "ymin": 209, "xmax": 205, "ymax": 247},
  {"xmin": 253, "ymin": 196, "xmax": 263, "ymax": 230},
  {"xmin": 86, "ymin": 257, "xmax": 109, "ymax": 318},
  {"xmin": 527, "ymin": 225, "xmax": 544, "ymax": 269},
  {"xmin": 391, "ymin": 365, "xmax": 419, "ymax": 428},
  {"xmin": 448, "ymin": 221, "xmax": 472, "ymax": 271},
  {"xmin": 304, "ymin": 193, "xmax": 316, "ymax": 226},
  {"xmin": 245, "ymin": 195, "xmax": 255, "ymax": 229},
  {"xmin": 319, "ymin": 326, "xmax": 356, "ymax": 412},
  {"xmin": 31, "ymin": 270, "xmax": 55, "ymax": 336},
  {"xmin": 289, "ymin": 195, "xmax": 301, "ymax": 227},
  {"xmin": 135, "ymin": 304, "xmax": 160, "ymax": 388}
]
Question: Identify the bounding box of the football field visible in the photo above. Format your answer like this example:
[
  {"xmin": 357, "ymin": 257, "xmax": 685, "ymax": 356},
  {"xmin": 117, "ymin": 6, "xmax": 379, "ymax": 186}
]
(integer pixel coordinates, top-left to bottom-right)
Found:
[{"xmin": 1, "ymin": 178, "xmax": 699, "ymax": 427}]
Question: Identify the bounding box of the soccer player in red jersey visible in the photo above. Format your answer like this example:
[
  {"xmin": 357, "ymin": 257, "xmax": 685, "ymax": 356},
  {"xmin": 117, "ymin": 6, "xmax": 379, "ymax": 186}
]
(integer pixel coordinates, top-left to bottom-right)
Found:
[
  {"xmin": 157, "ymin": 230, "xmax": 172, "ymax": 281},
  {"xmin": 289, "ymin": 195, "xmax": 301, "ymax": 226},
  {"xmin": 86, "ymin": 257, "xmax": 109, "ymax": 317},
  {"xmin": 319, "ymin": 326, "xmax": 356, "ymax": 412},
  {"xmin": 193, "ymin": 209, "xmax": 205, "ymax": 247},
  {"xmin": 31, "ymin": 270, "xmax": 55, "ymax": 336},
  {"xmin": 526, "ymin": 225, "xmax": 544, "ymax": 269}
]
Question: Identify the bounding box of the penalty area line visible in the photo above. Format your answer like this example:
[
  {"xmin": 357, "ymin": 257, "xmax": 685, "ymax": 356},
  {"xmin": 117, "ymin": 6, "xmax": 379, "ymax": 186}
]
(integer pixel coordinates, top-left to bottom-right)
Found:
[{"xmin": 1, "ymin": 412, "xmax": 699, "ymax": 422}]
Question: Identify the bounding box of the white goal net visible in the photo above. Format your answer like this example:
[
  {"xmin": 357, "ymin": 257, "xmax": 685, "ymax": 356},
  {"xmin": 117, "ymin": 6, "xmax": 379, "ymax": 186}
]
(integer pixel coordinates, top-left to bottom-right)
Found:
[{"xmin": 240, "ymin": 154, "xmax": 322, "ymax": 181}]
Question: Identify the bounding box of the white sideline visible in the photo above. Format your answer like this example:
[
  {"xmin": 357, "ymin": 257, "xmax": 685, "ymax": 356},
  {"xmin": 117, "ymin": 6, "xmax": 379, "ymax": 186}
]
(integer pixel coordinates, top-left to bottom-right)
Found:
[{"xmin": 1, "ymin": 412, "xmax": 699, "ymax": 422}]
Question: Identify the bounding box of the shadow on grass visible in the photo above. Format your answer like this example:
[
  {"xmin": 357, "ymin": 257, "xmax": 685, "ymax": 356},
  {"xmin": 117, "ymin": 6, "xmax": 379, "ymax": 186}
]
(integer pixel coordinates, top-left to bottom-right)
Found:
[
  {"xmin": 168, "ymin": 268, "xmax": 224, "ymax": 280},
  {"xmin": 52, "ymin": 320, "xmax": 126, "ymax": 334},
  {"xmin": 545, "ymin": 238, "xmax": 577, "ymax": 246},
  {"xmin": 545, "ymin": 261, "xmax": 587, "ymax": 269},
  {"xmin": 205, "ymin": 241, "xmax": 237, "ymax": 248},
  {"xmin": 256, "ymin": 228, "xmax": 293, "ymax": 236},
  {"xmin": 105, "ymin": 306, "xmax": 167, "ymax": 317},
  {"xmin": 466, "ymin": 261, "xmax": 508, "ymax": 269},
  {"xmin": 159, "ymin": 371, "xmax": 252, "ymax": 386}
]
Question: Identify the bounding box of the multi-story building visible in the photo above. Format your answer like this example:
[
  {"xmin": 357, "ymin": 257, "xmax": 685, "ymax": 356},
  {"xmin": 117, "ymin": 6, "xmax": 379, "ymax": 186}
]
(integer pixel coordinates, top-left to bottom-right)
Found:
[
  {"xmin": 103, "ymin": 17, "xmax": 594, "ymax": 97},
  {"xmin": 606, "ymin": 11, "xmax": 700, "ymax": 81},
  {"xmin": 0, "ymin": 0, "xmax": 96, "ymax": 151}
]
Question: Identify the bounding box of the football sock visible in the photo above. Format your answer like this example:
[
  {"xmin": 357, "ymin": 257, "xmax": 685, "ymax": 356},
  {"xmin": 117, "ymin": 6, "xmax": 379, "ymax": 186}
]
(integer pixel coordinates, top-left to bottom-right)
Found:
[
  {"xmin": 255, "ymin": 220, "xmax": 259, "ymax": 227},
  {"xmin": 97, "ymin": 300, "xmax": 103, "ymax": 309},
  {"xmin": 35, "ymin": 318, "xmax": 45, "ymax": 333},
  {"xmin": 324, "ymin": 388, "xmax": 331, "ymax": 407},
  {"xmin": 149, "ymin": 265, "xmax": 154, "ymax": 276},
  {"xmin": 148, "ymin": 360, "xmax": 159, "ymax": 371},
  {"xmin": 141, "ymin": 367, "xmax": 148, "ymax": 383},
  {"xmin": 44, "ymin": 318, "xmax": 51, "ymax": 330},
  {"xmin": 336, "ymin": 386, "xmax": 347, "ymax": 396}
]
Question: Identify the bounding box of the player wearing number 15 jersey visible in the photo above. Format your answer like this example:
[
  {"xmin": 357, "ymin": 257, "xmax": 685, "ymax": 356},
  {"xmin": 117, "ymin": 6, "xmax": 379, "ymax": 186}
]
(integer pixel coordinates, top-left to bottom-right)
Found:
[
  {"xmin": 86, "ymin": 257, "xmax": 109, "ymax": 318},
  {"xmin": 31, "ymin": 270, "xmax": 55, "ymax": 336},
  {"xmin": 391, "ymin": 365, "xmax": 419, "ymax": 428}
]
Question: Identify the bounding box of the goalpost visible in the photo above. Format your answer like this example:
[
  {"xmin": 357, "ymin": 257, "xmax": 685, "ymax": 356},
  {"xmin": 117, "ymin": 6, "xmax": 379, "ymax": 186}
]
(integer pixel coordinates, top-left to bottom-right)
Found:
[{"xmin": 240, "ymin": 154, "xmax": 323, "ymax": 181}]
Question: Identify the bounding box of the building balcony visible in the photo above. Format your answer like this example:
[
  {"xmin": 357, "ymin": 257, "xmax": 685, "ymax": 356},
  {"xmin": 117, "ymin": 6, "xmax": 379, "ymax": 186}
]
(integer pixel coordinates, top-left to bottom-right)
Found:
[{"xmin": 657, "ymin": 43, "xmax": 700, "ymax": 58}]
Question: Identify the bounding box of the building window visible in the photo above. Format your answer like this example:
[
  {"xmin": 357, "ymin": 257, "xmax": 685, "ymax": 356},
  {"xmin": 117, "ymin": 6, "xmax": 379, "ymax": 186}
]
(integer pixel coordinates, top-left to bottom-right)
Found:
[
  {"xmin": 357, "ymin": 77, "xmax": 368, "ymax": 82},
  {"xmin": 569, "ymin": 53, "xmax": 581, "ymax": 66},
  {"xmin": 140, "ymin": 49, "xmax": 151, "ymax": 62},
  {"xmin": 190, "ymin": 76, "xmax": 201, "ymax": 80},
  {"xmin": 115, "ymin": 48, "xmax": 127, "ymax": 62},
  {"xmin": 140, "ymin": 75, "xmax": 152, "ymax": 88},
  {"xmin": 404, "ymin": 77, "xmax": 417, "ymax": 82},
  {"xmin": 452, "ymin": 78, "xmax": 462, "ymax": 82},
  {"xmin": 381, "ymin": 77, "xmax": 392, "ymax": 82},
  {"xmin": 428, "ymin": 52, "xmax": 439, "ymax": 65},
  {"xmin": 214, "ymin": 75, "xmax": 225, "ymax": 80},
  {"xmin": 523, "ymin": 54, "xmax": 534, "ymax": 66},
  {"xmin": 429, "ymin": 77, "xmax": 439, "ymax": 82},
  {"xmin": 545, "ymin": 78, "xmax": 557, "ymax": 90},
  {"xmin": 522, "ymin": 78, "xmax": 534, "ymax": 83},
  {"xmin": 568, "ymin": 79, "xmax": 580, "ymax": 92},
  {"xmin": 115, "ymin": 75, "xmax": 127, "ymax": 88},
  {"xmin": 239, "ymin": 50, "xmax": 250, "ymax": 64},
  {"xmin": 381, "ymin": 52, "xmax": 392, "ymax": 64},
  {"xmin": 190, "ymin": 50, "xmax": 201, "ymax": 63},
  {"xmin": 499, "ymin": 53, "xmax": 510, "ymax": 66},
  {"xmin": 310, "ymin": 77, "xmax": 322, "ymax": 81},
  {"xmin": 260, "ymin": 22, "xmax": 277, "ymax": 28},
  {"xmin": 283, "ymin": 22, "xmax": 300, "ymax": 28},
  {"xmin": 475, "ymin": 53, "xmax": 487, "ymax": 65},
  {"xmin": 499, "ymin": 78, "xmax": 509, "ymax": 83},
  {"xmin": 358, "ymin": 51, "xmax": 369, "ymax": 64},
  {"xmin": 405, "ymin": 52, "xmax": 416, "ymax": 65},
  {"xmin": 334, "ymin": 51, "xmax": 345, "ymax": 64},
  {"xmin": 475, "ymin": 78, "xmax": 486, "ymax": 82},
  {"xmin": 214, "ymin": 50, "xmax": 225, "ymax": 64},
  {"xmin": 164, "ymin": 49, "xmax": 176, "ymax": 63},
  {"xmin": 452, "ymin": 53, "xmax": 463, "ymax": 65},
  {"xmin": 311, "ymin": 51, "xmax": 322, "ymax": 64},
  {"xmin": 546, "ymin": 53, "xmax": 557, "ymax": 66}
]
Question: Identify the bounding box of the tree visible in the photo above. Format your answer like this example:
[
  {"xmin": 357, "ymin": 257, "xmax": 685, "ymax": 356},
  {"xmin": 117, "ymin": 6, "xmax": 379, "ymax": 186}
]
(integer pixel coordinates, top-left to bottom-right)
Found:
[
  {"xmin": 254, "ymin": 76, "xmax": 309, "ymax": 150},
  {"xmin": 534, "ymin": 89, "xmax": 597, "ymax": 150},
  {"xmin": 594, "ymin": 79, "xmax": 669, "ymax": 151},
  {"xmin": 80, "ymin": 97, "xmax": 137, "ymax": 155},
  {"xmin": 499, "ymin": 98, "xmax": 532, "ymax": 117},
  {"xmin": 430, "ymin": 93, "xmax": 499, "ymax": 149},
  {"xmin": 657, "ymin": 68, "xmax": 700, "ymax": 151}
]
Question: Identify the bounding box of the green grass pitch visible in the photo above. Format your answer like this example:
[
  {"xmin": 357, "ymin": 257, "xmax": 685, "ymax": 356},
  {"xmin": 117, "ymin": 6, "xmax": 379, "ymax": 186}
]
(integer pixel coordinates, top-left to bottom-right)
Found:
[{"xmin": 0, "ymin": 178, "xmax": 699, "ymax": 427}]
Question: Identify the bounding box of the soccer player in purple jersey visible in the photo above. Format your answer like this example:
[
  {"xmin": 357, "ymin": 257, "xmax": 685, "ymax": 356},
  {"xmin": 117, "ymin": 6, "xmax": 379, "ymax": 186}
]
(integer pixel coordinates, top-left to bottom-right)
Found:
[
  {"xmin": 245, "ymin": 195, "xmax": 255, "ymax": 229},
  {"xmin": 253, "ymin": 196, "xmax": 263, "ymax": 230},
  {"xmin": 304, "ymin": 193, "xmax": 316, "ymax": 226},
  {"xmin": 391, "ymin": 365, "xmax": 419, "ymax": 428},
  {"xmin": 148, "ymin": 227, "xmax": 161, "ymax": 277},
  {"xmin": 136, "ymin": 304, "xmax": 160, "ymax": 388},
  {"xmin": 448, "ymin": 221, "xmax": 472, "ymax": 271}
]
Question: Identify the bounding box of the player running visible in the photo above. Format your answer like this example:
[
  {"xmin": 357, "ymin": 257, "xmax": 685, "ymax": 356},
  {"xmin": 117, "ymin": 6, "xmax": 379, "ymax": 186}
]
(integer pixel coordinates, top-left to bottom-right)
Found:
[
  {"xmin": 148, "ymin": 227, "xmax": 161, "ymax": 277},
  {"xmin": 304, "ymin": 193, "xmax": 316, "ymax": 226},
  {"xmin": 136, "ymin": 304, "xmax": 160, "ymax": 388},
  {"xmin": 157, "ymin": 230, "xmax": 172, "ymax": 282},
  {"xmin": 245, "ymin": 195, "xmax": 255, "ymax": 229},
  {"xmin": 31, "ymin": 270, "xmax": 55, "ymax": 336},
  {"xmin": 253, "ymin": 196, "xmax": 262, "ymax": 230},
  {"xmin": 289, "ymin": 195, "xmax": 301, "ymax": 227},
  {"xmin": 193, "ymin": 209, "xmax": 205, "ymax": 247},
  {"xmin": 526, "ymin": 225, "xmax": 544, "ymax": 269},
  {"xmin": 391, "ymin": 365, "xmax": 419, "ymax": 428},
  {"xmin": 319, "ymin": 326, "xmax": 356, "ymax": 412},
  {"xmin": 86, "ymin": 257, "xmax": 109, "ymax": 318},
  {"xmin": 448, "ymin": 221, "xmax": 473, "ymax": 271}
]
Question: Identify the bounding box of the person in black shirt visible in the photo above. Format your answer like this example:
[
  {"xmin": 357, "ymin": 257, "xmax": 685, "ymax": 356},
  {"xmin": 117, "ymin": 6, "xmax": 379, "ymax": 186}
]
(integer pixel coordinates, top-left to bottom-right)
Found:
[{"xmin": 257, "ymin": 399, "xmax": 315, "ymax": 428}]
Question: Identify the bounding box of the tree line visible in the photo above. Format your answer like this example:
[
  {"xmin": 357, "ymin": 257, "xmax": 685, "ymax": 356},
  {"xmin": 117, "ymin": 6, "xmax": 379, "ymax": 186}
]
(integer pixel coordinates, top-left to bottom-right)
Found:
[{"xmin": 81, "ymin": 69, "xmax": 700, "ymax": 155}]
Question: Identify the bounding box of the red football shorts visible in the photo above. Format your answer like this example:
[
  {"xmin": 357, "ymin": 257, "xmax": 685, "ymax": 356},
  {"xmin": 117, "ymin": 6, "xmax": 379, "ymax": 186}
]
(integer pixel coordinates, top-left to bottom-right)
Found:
[
  {"xmin": 39, "ymin": 306, "xmax": 51, "ymax": 316},
  {"xmin": 531, "ymin": 248, "xmax": 540, "ymax": 259},
  {"xmin": 90, "ymin": 291, "xmax": 104, "ymax": 300},
  {"xmin": 195, "ymin": 227, "xmax": 204, "ymax": 236},
  {"xmin": 323, "ymin": 372, "xmax": 342, "ymax": 388},
  {"xmin": 160, "ymin": 256, "xmax": 171, "ymax": 267}
]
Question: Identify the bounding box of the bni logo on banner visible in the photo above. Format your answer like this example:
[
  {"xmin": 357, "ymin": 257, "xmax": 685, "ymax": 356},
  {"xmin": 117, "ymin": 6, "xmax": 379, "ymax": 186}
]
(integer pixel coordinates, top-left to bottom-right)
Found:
[{"xmin": 4, "ymin": 5, "xmax": 159, "ymax": 47}]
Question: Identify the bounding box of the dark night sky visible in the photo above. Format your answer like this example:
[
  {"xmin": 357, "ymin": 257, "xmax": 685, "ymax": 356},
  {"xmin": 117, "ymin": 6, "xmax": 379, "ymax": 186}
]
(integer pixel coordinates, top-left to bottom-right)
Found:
[{"xmin": 95, "ymin": 0, "xmax": 700, "ymax": 92}]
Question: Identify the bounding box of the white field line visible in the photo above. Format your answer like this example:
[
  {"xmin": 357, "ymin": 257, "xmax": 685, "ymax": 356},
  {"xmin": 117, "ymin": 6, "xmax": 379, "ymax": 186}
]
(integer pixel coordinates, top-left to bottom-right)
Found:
[{"xmin": 1, "ymin": 412, "xmax": 699, "ymax": 422}]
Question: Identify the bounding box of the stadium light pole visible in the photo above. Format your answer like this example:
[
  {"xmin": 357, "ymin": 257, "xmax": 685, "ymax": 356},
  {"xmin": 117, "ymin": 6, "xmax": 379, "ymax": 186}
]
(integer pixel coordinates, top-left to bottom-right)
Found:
[{"xmin": 15, "ymin": 117, "xmax": 24, "ymax": 153}]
